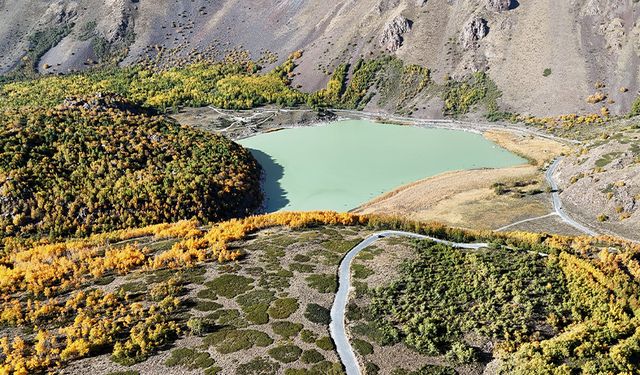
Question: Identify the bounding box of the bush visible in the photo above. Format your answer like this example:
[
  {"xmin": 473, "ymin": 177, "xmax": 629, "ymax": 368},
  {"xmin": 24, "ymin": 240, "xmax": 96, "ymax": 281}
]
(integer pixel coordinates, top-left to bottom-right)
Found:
[
  {"xmin": 236, "ymin": 357, "xmax": 280, "ymax": 375},
  {"xmin": 203, "ymin": 329, "xmax": 273, "ymax": 354},
  {"xmin": 205, "ymin": 274, "xmax": 254, "ymax": 298},
  {"xmin": 301, "ymin": 349, "xmax": 325, "ymax": 364},
  {"xmin": 306, "ymin": 274, "xmax": 337, "ymax": 293},
  {"xmin": 631, "ymin": 96, "xmax": 640, "ymax": 116},
  {"xmin": 187, "ymin": 317, "xmax": 215, "ymax": 336},
  {"xmin": 164, "ymin": 347, "xmax": 215, "ymax": 369},
  {"xmin": 445, "ymin": 342, "xmax": 476, "ymax": 365},
  {"xmin": 300, "ymin": 329, "xmax": 318, "ymax": 343},
  {"xmin": 315, "ymin": 336, "xmax": 335, "ymax": 351},
  {"xmin": 543, "ymin": 68, "xmax": 552, "ymax": 77},
  {"xmin": 271, "ymin": 321, "xmax": 303, "ymax": 338},
  {"xmin": 352, "ymin": 338, "xmax": 374, "ymax": 356},
  {"xmin": 268, "ymin": 345, "xmax": 303, "ymax": 363},
  {"xmin": 268, "ymin": 298, "xmax": 299, "ymax": 319},
  {"xmin": 304, "ymin": 303, "xmax": 331, "ymax": 325}
]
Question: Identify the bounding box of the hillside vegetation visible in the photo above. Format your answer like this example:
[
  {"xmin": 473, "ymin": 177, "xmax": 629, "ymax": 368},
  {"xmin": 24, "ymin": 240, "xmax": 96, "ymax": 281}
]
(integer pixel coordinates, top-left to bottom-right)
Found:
[
  {"xmin": 0, "ymin": 94, "xmax": 261, "ymax": 242},
  {"xmin": 0, "ymin": 212, "xmax": 638, "ymax": 373}
]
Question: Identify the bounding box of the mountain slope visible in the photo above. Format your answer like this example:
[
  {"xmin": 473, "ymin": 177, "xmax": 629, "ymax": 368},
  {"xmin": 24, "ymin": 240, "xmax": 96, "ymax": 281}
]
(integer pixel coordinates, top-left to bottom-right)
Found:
[{"xmin": 1, "ymin": 0, "xmax": 639, "ymax": 117}]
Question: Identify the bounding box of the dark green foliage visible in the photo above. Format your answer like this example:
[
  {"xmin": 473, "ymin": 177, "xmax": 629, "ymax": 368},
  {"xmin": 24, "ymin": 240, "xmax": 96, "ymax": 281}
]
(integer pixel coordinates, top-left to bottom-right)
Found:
[
  {"xmin": 268, "ymin": 344, "xmax": 303, "ymax": 363},
  {"xmin": 352, "ymin": 338, "xmax": 374, "ymax": 356},
  {"xmin": 164, "ymin": 347, "xmax": 215, "ymax": 369},
  {"xmin": 371, "ymin": 241, "xmax": 570, "ymax": 356},
  {"xmin": 315, "ymin": 336, "xmax": 335, "ymax": 351},
  {"xmin": 0, "ymin": 95, "xmax": 261, "ymax": 241},
  {"xmin": 304, "ymin": 303, "xmax": 331, "ymax": 325},
  {"xmin": 236, "ymin": 357, "xmax": 280, "ymax": 375},
  {"xmin": 203, "ymin": 329, "xmax": 273, "ymax": 353},
  {"xmin": 293, "ymin": 254, "xmax": 311, "ymax": 263},
  {"xmin": 300, "ymin": 329, "xmax": 318, "ymax": 343},
  {"xmin": 268, "ymin": 298, "xmax": 299, "ymax": 319},
  {"xmin": 271, "ymin": 321, "xmax": 303, "ymax": 338},
  {"xmin": 301, "ymin": 349, "xmax": 325, "ymax": 364},
  {"xmin": 194, "ymin": 300, "xmax": 223, "ymax": 312},
  {"xmin": 205, "ymin": 309, "xmax": 248, "ymax": 328},
  {"xmin": 632, "ymin": 96, "xmax": 640, "ymax": 117},
  {"xmin": 365, "ymin": 362, "xmax": 380, "ymax": 375},
  {"xmin": 205, "ymin": 274, "xmax": 254, "ymax": 298},
  {"xmin": 290, "ymin": 262, "xmax": 315, "ymax": 273},
  {"xmin": 352, "ymin": 264, "xmax": 374, "ymax": 279},
  {"xmin": 391, "ymin": 365, "xmax": 457, "ymax": 375},
  {"xmin": 305, "ymin": 274, "xmax": 337, "ymax": 293},
  {"xmin": 543, "ymin": 68, "xmax": 552, "ymax": 77},
  {"xmin": 237, "ymin": 289, "xmax": 276, "ymax": 324}
]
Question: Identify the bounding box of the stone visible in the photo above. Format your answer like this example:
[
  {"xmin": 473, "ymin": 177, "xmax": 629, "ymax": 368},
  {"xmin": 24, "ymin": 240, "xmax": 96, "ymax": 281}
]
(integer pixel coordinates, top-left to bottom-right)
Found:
[
  {"xmin": 486, "ymin": 0, "xmax": 512, "ymax": 12},
  {"xmin": 380, "ymin": 16, "xmax": 412, "ymax": 52},
  {"xmin": 460, "ymin": 17, "xmax": 488, "ymax": 49}
]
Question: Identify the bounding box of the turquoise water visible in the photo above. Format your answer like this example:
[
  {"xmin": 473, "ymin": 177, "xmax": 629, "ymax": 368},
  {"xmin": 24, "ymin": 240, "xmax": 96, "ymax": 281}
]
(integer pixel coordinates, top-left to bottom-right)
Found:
[{"xmin": 238, "ymin": 120, "xmax": 526, "ymax": 212}]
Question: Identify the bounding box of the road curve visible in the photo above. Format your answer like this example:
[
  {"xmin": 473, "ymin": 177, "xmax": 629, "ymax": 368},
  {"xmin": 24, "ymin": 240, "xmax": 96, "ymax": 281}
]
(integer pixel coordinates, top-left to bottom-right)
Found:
[
  {"xmin": 329, "ymin": 230, "xmax": 488, "ymax": 375},
  {"xmin": 545, "ymin": 158, "xmax": 599, "ymax": 236}
]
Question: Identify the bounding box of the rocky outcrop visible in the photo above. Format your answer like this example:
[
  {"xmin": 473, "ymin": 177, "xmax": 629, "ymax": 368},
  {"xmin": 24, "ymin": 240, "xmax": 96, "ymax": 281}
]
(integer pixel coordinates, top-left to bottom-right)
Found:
[
  {"xmin": 486, "ymin": 0, "xmax": 511, "ymax": 12},
  {"xmin": 460, "ymin": 17, "xmax": 488, "ymax": 49},
  {"xmin": 380, "ymin": 16, "xmax": 412, "ymax": 52},
  {"xmin": 377, "ymin": 0, "xmax": 400, "ymax": 13}
]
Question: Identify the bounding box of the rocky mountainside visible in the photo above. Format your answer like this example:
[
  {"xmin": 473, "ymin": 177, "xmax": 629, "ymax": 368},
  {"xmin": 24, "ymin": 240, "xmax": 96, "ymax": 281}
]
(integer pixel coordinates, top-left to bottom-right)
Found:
[
  {"xmin": 1, "ymin": 0, "xmax": 639, "ymax": 117},
  {"xmin": 555, "ymin": 126, "xmax": 640, "ymax": 241}
]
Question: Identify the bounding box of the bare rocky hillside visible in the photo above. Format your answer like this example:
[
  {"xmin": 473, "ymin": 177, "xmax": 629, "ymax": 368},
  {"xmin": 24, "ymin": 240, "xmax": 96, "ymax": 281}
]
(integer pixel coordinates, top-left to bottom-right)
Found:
[
  {"xmin": 1, "ymin": 0, "xmax": 639, "ymax": 116},
  {"xmin": 554, "ymin": 127, "xmax": 640, "ymax": 241}
]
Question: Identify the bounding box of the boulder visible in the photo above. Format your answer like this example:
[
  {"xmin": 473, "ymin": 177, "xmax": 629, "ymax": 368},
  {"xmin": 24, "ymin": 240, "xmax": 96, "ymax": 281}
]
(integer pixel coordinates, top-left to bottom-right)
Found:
[
  {"xmin": 486, "ymin": 0, "xmax": 512, "ymax": 12},
  {"xmin": 460, "ymin": 17, "xmax": 488, "ymax": 49},
  {"xmin": 380, "ymin": 16, "xmax": 412, "ymax": 52}
]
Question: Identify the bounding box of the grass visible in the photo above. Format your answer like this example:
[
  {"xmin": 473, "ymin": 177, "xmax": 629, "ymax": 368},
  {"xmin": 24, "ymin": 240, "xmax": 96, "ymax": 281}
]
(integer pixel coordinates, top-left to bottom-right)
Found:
[
  {"xmin": 305, "ymin": 274, "xmax": 337, "ymax": 293},
  {"xmin": 203, "ymin": 328, "xmax": 273, "ymax": 354},
  {"xmin": 304, "ymin": 303, "xmax": 331, "ymax": 325},
  {"xmin": 164, "ymin": 348, "xmax": 215, "ymax": 369},
  {"xmin": 268, "ymin": 345, "xmax": 303, "ymax": 363},
  {"xmin": 268, "ymin": 298, "xmax": 299, "ymax": 319}
]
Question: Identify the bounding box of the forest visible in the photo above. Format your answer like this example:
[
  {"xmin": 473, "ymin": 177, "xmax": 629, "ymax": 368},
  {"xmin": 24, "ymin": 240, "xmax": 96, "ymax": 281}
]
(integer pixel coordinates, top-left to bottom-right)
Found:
[{"xmin": 0, "ymin": 93, "xmax": 261, "ymax": 243}]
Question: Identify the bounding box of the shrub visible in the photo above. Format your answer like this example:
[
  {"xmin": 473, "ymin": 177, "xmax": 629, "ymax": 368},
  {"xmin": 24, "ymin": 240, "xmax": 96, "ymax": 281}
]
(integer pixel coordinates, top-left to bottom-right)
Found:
[
  {"xmin": 268, "ymin": 345, "xmax": 303, "ymax": 363},
  {"xmin": 352, "ymin": 338, "xmax": 374, "ymax": 356},
  {"xmin": 164, "ymin": 347, "xmax": 215, "ymax": 369},
  {"xmin": 300, "ymin": 329, "xmax": 318, "ymax": 343},
  {"xmin": 445, "ymin": 342, "xmax": 477, "ymax": 365},
  {"xmin": 304, "ymin": 304, "xmax": 331, "ymax": 325},
  {"xmin": 543, "ymin": 68, "xmax": 552, "ymax": 77},
  {"xmin": 271, "ymin": 321, "xmax": 303, "ymax": 338},
  {"xmin": 315, "ymin": 336, "xmax": 335, "ymax": 351},
  {"xmin": 301, "ymin": 349, "xmax": 325, "ymax": 364},
  {"xmin": 236, "ymin": 357, "xmax": 280, "ymax": 375},
  {"xmin": 268, "ymin": 298, "xmax": 299, "ymax": 319},
  {"xmin": 205, "ymin": 274, "xmax": 254, "ymax": 298},
  {"xmin": 203, "ymin": 329, "xmax": 273, "ymax": 354},
  {"xmin": 305, "ymin": 274, "xmax": 337, "ymax": 293},
  {"xmin": 187, "ymin": 317, "xmax": 215, "ymax": 336}
]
